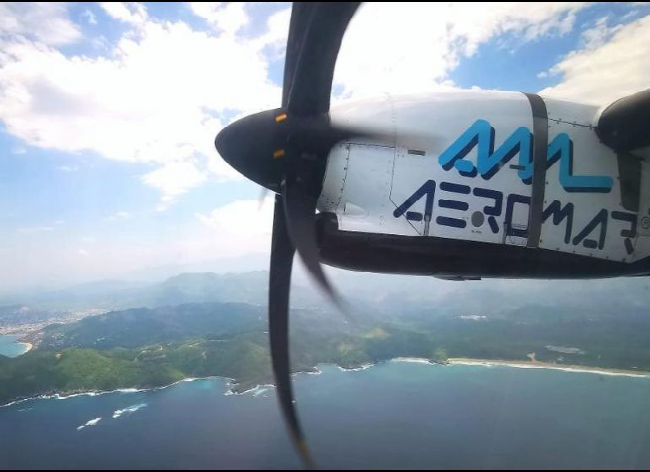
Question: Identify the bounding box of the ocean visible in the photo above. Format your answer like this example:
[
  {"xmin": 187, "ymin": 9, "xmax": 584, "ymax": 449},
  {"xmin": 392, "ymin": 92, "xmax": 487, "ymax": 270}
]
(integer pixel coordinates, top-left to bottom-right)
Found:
[
  {"xmin": 0, "ymin": 335, "xmax": 30, "ymax": 358},
  {"xmin": 1, "ymin": 362, "xmax": 649, "ymax": 469}
]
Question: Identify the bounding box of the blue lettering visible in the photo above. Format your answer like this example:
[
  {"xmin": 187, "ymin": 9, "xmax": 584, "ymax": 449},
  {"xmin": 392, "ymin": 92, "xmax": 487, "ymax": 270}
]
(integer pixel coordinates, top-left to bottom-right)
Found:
[
  {"xmin": 394, "ymin": 180, "xmax": 632, "ymax": 255},
  {"xmin": 547, "ymin": 134, "xmax": 613, "ymax": 193},
  {"xmin": 393, "ymin": 180, "xmax": 436, "ymax": 225},
  {"xmin": 611, "ymin": 211, "xmax": 637, "ymax": 255},
  {"xmin": 438, "ymin": 120, "xmax": 613, "ymax": 193},
  {"xmin": 473, "ymin": 188, "xmax": 503, "ymax": 234},
  {"xmin": 542, "ymin": 200, "xmax": 574, "ymax": 244},
  {"xmin": 438, "ymin": 181, "xmax": 471, "ymax": 229},
  {"xmin": 572, "ymin": 209, "xmax": 608, "ymax": 250},
  {"xmin": 438, "ymin": 120, "xmax": 531, "ymax": 181},
  {"xmin": 504, "ymin": 194, "xmax": 530, "ymax": 239}
]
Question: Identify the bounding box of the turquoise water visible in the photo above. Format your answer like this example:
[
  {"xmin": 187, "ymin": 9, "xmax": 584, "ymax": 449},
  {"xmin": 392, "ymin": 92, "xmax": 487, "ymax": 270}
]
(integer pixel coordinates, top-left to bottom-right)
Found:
[
  {"xmin": 0, "ymin": 335, "xmax": 29, "ymax": 358},
  {"xmin": 1, "ymin": 362, "xmax": 650, "ymax": 469}
]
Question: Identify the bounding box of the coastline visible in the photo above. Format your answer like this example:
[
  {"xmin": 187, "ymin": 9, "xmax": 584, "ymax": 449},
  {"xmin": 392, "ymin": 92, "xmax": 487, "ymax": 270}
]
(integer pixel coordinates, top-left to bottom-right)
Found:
[
  {"xmin": 0, "ymin": 335, "xmax": 33, "ymax": 358},
  {"xmin": 3, "ymin": 357, "xmax": 649, "ymax": 409},
  {"xmin": 448, "ymin": 358, "xmax": 650, "ymax": 379},
  {"xmin": 0, "ymin": 376, "xmax": 235, "ymax": 410},
  {"xmin": 0, "ymin": 363, "xmax": 380, "ymax": 409}
]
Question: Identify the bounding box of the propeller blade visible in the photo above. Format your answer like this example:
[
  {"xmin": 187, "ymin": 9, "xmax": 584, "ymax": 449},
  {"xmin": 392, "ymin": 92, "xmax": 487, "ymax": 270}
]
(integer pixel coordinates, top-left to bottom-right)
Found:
[
  {"xmin": 283, "ymin": 3, "xmax": 315, "ymax": 108},
  {"xmin": 287, "ymin": 3, "xmax": 361, "ymax": 116},
  {"xmin": 282, "ymin": 177, "xmax": 343, "ymax": 310},
  {"xmin": 269, "ymin": 194, "xmax": 315, "ymax": 469}
]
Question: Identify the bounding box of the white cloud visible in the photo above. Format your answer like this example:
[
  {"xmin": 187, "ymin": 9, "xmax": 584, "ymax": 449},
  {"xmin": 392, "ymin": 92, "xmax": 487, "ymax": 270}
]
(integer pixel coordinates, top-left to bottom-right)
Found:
[
  {"xmin": 189, "ymin": 2, "xmax": 249, "ymax": 36},
  {"xmin": 540, "ymin": 14, "xmax": 650, "ymax": 105},
  {"xmin": 99, "ymin": 2, "xmax": 148, "ymax": 27},
  {"xmin": 252, "ymin": 6, "xmax": 291, "ymax": 58},
  {"xmin": 580, "ymin": 17, "xmax": 619, "ymax": 50},
  {"xmin": 0, "ymin": 3, "xmax": 281, "ymax": 206},
  {"xmin": 57, "ymin": 165, "xmax": 79, "ymax": 172},
  {"xmin": 82, "ymin": 9, "xmax": 98, "ymax": 26},
  {"xmin": 143, "ymin": 160, "xmax": 209, "ymax": 210},
  {"xmin": 197, "ymin": 196, "xmax": 274, "ymax": 235},
  {"xmin": 16, "ymin": 226, "xmax": 54, "ymax": 234},
  {"xmin": 91, "ymin": 35, "xmax": 111, "ymax": 51},
  {"xmin": 106, "ymin": 211, "xmax": 131, "ymax": 221},
  {"xmin": 196, "ymin": 196, "xmax": 274, "ymax": 254},
  {"xmin": 334, "ymin": 2, "xmax": 588, "ymax": 98},
  {"xmin": 0, "ymin": 3, "xmax": 81, "ymax": 46},
  {"xmin": 77, "ymin": 248, "xmax": 90, "ymax": 257}
]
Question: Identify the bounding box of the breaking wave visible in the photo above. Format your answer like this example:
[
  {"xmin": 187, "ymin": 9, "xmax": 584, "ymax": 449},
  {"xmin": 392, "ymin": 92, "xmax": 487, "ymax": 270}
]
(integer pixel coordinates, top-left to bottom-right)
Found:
[{"xmin": 112, "ymin": 403, "xmax": 148, "ymax": 419}]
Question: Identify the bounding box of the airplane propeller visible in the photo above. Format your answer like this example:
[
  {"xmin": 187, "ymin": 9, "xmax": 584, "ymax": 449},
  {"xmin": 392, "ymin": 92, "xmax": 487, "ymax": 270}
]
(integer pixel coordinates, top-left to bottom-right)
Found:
[{"xmin": 215, "ymin": 2, "xmax": 362, "ymax": 468}]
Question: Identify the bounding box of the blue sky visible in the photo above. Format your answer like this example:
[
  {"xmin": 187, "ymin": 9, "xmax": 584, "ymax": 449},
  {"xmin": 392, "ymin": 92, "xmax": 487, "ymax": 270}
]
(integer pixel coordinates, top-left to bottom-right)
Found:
[{"xmin": 1, "ymin": 2, "xmax": 649, "ymax": 291}]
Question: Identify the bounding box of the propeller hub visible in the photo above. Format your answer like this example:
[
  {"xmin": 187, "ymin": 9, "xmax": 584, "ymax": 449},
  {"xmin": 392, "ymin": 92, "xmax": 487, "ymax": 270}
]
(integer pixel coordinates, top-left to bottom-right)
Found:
[
  {"xmin": 215, "ymin": 108, "xmax": 288, "ymax": 192},
  {"xmin": 216, "ymin": 109, "xmax": 340, "ymax": 195}
]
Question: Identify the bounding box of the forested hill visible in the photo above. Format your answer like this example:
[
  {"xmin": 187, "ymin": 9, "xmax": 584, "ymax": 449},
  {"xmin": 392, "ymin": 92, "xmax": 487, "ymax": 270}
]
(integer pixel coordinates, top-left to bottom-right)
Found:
[{"xmin": 2, "ymin": 296, "xmax": 650, "ymax": 407}]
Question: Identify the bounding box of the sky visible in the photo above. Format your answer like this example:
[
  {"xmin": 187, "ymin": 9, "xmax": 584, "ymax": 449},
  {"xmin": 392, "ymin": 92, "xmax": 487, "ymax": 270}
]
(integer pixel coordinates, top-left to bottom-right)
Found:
[{"xmin": 1, "ymin": 2, "xmax": 650, "ymax": 291}]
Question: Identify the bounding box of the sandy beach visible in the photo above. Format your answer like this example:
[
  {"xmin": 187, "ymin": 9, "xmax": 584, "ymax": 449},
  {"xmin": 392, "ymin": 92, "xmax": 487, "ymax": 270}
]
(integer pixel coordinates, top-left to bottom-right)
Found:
[
  {"xmin": 448, "ymin": 358, "xmax": 650, "ymax": 379},
  {"xmin": 391, "ymin": 357, "xmax": 434, "ymax": 365}
]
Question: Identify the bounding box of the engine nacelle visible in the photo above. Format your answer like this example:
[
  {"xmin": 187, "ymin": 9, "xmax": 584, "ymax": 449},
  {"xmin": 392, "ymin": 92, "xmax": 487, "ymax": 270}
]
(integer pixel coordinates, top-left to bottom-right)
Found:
[{"xmin": 317, "ymin": 90, "xmax": 650, "ymax": 278}]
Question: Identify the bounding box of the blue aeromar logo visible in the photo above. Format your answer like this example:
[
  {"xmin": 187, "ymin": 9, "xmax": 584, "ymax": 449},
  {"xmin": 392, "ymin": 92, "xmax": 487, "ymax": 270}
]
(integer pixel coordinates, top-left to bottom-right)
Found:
[
  {"xmin": 438, "ymin": 119, "xmax": 613, "ymax": 193},
  {"xmin": 393, "ymin": 120, "xmax": 637, "ymax": 254}
]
